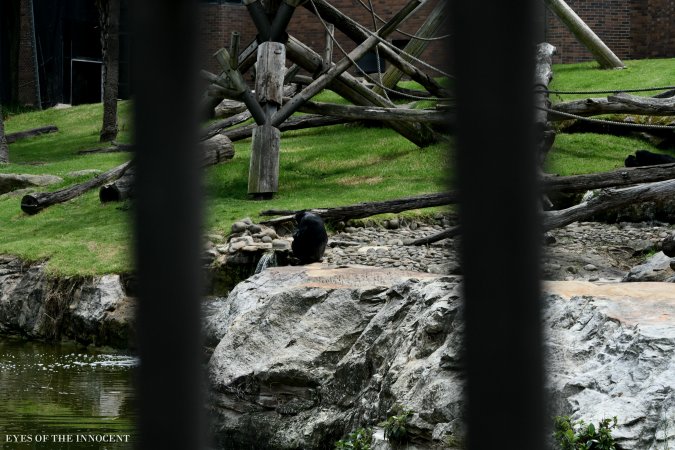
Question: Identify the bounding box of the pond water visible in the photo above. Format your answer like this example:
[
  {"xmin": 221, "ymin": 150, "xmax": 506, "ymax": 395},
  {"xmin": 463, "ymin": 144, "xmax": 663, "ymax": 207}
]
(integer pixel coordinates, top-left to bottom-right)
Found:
[{"xmin": 0, "ymin": 337, "xmax": 137, "ymax": 449}]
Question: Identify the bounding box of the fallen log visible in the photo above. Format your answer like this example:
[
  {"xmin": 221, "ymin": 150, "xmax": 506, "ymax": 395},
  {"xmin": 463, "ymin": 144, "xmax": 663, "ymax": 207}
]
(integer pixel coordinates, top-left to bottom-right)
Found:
[
  {"xmin": 201, "ymin": 111, "xmax": 252, "ymax": 141},
  {"xmin": 99, "ymin": 134, "xmax": 234, "ymax": 203},
  {"xmin": 99, "ymin": 166, "xmax": 135, "ymax": 203},
  {"xmin": 551, "ymin": 92, "xmax": 675, "ymax": 119},
  {"xmin": 77, "ymin": 142, "xmax": 133, "ymax": 155},
  {"xmin": 6, "ymin": 125, "xmax": 58, "ymax": 144},
  {"xmin": 407, "ymin": 178, "xmax": 675, "ymax": 245},
  {"xmin": 224, "ymin": 114, "xmax": 355, "ymax": 142},
  {"xmin": 21, "ymin": 160, "xmax": 132, "ymax": 215},
  {"xmin": 542, "ymin": 162, "xmax": 675, "ymax": 192},
  {"xmin": 544, "ymin": 178, "xmax": 675, "ymax": 230},
  {"xmin": 259, "ymin": 192, "xmax": 458, "ymax": 225}
]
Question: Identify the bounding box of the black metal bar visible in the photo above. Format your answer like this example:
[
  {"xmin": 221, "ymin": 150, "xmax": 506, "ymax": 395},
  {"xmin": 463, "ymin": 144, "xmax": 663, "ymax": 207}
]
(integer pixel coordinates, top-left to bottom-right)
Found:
[
  {"xmin": 452, "ymin": 2, "xmax": 547, "ymax": 450},
  {"xmin": 131, "ymin": 0, "xmax": 206, "ymax": 449}
]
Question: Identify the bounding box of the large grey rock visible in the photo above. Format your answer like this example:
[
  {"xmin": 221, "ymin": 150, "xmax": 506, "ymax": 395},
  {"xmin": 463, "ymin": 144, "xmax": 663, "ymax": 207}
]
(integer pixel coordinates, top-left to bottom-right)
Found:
[
  {"xmin": 623, "ymin": 251, "xmax": 673, "ymax": 282},
  {"xmin": 0, "ymin": 173, "xmax": 62, "ymax": 194},
  {"xmin": 0, "ymin": 256, "xmax": 134, "ymax": 347},
  {"xmin": 207, "ymin": 265, "xmax": 461, "ymax": 449},
  {"xmin": 545, "ymin": 281, "xmax": 675, "ymax": 450},
  {"xmin": 207, "ymin": 268, "xmax": 675, "ymax": 450}
]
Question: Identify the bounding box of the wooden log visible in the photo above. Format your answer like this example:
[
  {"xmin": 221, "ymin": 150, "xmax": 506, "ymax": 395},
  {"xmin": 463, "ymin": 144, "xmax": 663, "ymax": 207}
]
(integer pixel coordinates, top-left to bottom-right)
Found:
[
  {"xmin": 408, "ymin": 177, "xmax": 675, "ymax": 244},
  {"xmin": 373, "ymin": 0, "xmax": 448, "ymax": 96},
  {"xmin": 551, "ymin": 92, "xmax": 675, "ymax": 119},
  {"xmin": 305, "ymin": 0, "xmax": 450, "ymax": 99},
  {"xmin": 408, "ymin": 226, "xmax": 460, "ymax": 246},
  {"xmin": 542, "ymin": 163, "xmax": 675, "ymax": 192},
  {"xmin": 534, "ymin": 43, "xmax": 557, "ymax": 159},
  {"xmin": 273, "ymin": 0, "xmax": 424, "ymax": 127},
  {"xmin": 77, "ymin": 142, "xmax": 133, "ymax": 155},
  {"xmin": 248, "ymin": 125, "xmax": 281, "ymax": 196},
  {"xmin": 323, "ymin": 23, "xmax": 334, "ymax": 67},
  {"xmin": 224, "ymin": 114, "xmax": 355, "ymax": 141},
  {"xmin": 213, "ymin": 48, "xmax": 267, "ymax": 125},
  {"xmin": 255, "ymin": 42, "xmax": 286, "ymax": 106},
  {"xmin": 100, "ymin": 166, "xmax": 135, "ymax": 203},
  {"xmin": 6, "ymin": 125, "xmax": 58, "ymax": 144},
  {"xmin": 285, "ymin": 36, "xmax": 438, "ymax": 147},
  {"xmin": 544, "ymin": 178, "xmax": 675, "ymax": 230},
  {"xmin": 544, "ymin": 0, "xmax": 624, "ymax": 69},
  {"xmin": 21, "ymin": 160, "xmax": 132, "ymax": 215},
  {"xmin": 295, "ymin": 100, "xmax": 451, "ymax": 124},
  {"xmin": 201, "ymin": 110, "xmax": 252, "ymax": 141},
  {"xmin": 99, "ymin": 135, "xmax": 234, "ymax": 203},
  {"xmin": 0, "ymin": 105, "xmax": 9, "ymax": 163},
  {"xmin": 214, "ymin": 99, "xmax": 248, "ymax": 119},
  {"xmin": 260, "ymin": 192, "xmax": 458, "ymax": 225},
  {"xmin": 201, "ymin": 134, "xmax": 235, "ymax": 167}
]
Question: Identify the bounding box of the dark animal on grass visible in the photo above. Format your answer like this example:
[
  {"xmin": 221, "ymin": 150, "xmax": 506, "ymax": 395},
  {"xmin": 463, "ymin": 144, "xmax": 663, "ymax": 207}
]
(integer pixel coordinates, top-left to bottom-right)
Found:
[
  {"xmin": 292, "ymin": 211, "xmax": 328, "ymax": 264},
  {"xmin": 625, "ymin": 149, "xmax": 675, "ymax": 167}
]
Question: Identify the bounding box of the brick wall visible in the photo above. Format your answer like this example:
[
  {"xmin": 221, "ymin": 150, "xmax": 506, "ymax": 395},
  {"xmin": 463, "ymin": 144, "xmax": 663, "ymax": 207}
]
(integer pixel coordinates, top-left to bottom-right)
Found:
[
  {"xmin": 198, "ymin": 0, "xmax": 450, "ymax": 79},
  {"xmin": 631, "ymin": 0, "xmax": 675, "ymax": 58},
  {"xmin": 545, "ymin": 0, "xmax": 675, "ymax": 64},
  {"xmin": 17, "ymin": 0, "xmax": 37, "ymax": 106}
]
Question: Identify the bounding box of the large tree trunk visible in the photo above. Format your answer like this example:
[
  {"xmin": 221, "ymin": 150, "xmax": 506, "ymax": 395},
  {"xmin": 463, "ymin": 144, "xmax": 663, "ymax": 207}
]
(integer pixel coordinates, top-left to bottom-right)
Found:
[
  {"xmin": 0, "ymin": 105, "xmax": 8, "ymax": 163},
  {"xmin": 97, "ymin": 0, "xmax": 120, "ymax": 142}
]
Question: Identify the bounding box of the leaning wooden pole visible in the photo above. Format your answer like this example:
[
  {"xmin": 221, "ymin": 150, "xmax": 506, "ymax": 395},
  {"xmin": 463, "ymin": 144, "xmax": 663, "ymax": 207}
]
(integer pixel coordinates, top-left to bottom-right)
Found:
[
  {"xmin": 544, "ymin": 0, "xmax": 624, "ymax": 69},
  {"xmin": 373, "ymin": 0, "xmax": 448, "ymax": 96}
]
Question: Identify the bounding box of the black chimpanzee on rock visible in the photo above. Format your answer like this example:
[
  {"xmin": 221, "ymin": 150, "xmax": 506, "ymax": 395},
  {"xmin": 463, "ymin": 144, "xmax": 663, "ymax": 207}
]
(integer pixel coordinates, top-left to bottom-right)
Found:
[
  {"xmin": 625, "ymin": 149, "xmax": 675, "ymax": 167},
  {"xmin": 292, "ymin": 211, "xmax": 328, "ymax": 264}
]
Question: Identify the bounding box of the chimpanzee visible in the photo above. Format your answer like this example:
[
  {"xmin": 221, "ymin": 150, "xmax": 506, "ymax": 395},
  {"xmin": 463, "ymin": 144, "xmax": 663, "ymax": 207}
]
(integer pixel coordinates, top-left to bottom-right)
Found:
[
  {"xmin": 625, "ymin": 149, "xmax": 675, "ymax": 167},
  {"xmin": 291, "ymin": 211, "xmax": 328, "ymax": 264}
]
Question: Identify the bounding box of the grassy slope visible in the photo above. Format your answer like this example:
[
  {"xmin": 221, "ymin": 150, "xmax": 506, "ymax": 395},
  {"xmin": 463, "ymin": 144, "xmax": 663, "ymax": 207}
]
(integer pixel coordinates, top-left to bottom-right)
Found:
[
  {"xmin": 547, "ymin": 58, "xmax": 675, "ymax": 175},
  {"xmin": 1, "ymin": 99, "xmax": 447, "ymax": 275},
  {"xmin": 0, "ymin": 58, "xmax": 672, "ymax": 275}
]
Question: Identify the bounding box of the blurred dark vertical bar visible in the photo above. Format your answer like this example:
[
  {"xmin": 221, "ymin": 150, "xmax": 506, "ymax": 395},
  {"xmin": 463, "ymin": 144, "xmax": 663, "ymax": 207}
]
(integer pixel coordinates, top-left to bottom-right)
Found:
[
  {"xmin": 452, "ymin": 2, "xmax": 546, "ymax": 450},
  {"xmin": 131, "ymin": 0, "xmax": 205, "ymax": 449}
]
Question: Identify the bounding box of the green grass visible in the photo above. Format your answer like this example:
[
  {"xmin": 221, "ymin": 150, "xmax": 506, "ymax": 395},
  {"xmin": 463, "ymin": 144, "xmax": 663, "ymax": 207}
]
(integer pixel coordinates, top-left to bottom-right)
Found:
[
  {"xmin": 1, "ymin": 57, "xmax": 673, "ymax": 275},
  {"xmin": 0, "ymin": 98, "xmax": 447, "ymax": 275}
]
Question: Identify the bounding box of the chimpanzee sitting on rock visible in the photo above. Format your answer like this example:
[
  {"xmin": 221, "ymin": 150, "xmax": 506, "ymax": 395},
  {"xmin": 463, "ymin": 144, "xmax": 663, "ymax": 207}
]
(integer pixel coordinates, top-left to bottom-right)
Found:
[
  {"xmin": 625, "ymin": 149, "xmax": 675, "ymax": 167},
  {"xmin": 291, "ymin": 211, "xmax": 328, "ymax": 264}
]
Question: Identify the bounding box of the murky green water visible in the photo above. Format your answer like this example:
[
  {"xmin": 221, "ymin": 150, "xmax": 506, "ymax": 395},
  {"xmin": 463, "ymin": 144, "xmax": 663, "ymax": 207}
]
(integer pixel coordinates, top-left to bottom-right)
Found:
[{"xmin": 0, "ymin": 337, "xmax": 137, "ymax": 449}]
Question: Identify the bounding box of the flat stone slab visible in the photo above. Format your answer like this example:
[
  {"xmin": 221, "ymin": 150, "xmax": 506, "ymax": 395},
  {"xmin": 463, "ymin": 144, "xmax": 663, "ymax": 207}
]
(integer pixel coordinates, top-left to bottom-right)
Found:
[
  {"xmin": 0, "ymin": 173, "xmax": 63, "ymax": 194},
  {"xmin": 545, "ymin": 280, "xmax": 675, "ymax": 330}
]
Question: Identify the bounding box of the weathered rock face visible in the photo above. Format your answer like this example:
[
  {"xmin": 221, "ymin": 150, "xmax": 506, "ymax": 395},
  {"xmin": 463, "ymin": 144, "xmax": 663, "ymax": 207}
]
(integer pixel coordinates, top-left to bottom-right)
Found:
[
  {"xmin": 207, "ymin": 267, "xmax": 675, "ymax": 450},
  {"xmin": 206, "ymin": 265, "xmax": 463, "ymax": 449},
  {"xmin": 546, "ymin": 281, "xmax": 675, "ymax": 450},
  {"xmin": 623, "ymin": 251, "xmax": 674, "ymax": 282},
  {"xmin": 0, "ymin": 256, "xmax": 134, "ymax": 348}
]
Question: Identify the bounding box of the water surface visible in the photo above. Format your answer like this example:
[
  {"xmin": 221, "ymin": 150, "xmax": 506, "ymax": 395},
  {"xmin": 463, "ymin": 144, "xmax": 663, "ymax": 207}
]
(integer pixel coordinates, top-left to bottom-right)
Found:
[{"xmin": 0, "ymin": 337, "xmax": 136, "ymax": 449}]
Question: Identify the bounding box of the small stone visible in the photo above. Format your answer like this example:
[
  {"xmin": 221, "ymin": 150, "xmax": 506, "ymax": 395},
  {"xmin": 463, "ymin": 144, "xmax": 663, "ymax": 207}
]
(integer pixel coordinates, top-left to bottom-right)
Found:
[
  {"xmin": 344, "ymin": 227, "xmax": 358, "ymax": 233},
  {"xmin": 584, "ymin": 264, "xmax": 598, "ymax": 271},
  {"xmin": 588, "ymin": 276, "xmax": 599, "ymax": 282},
  {"xmin": 409, "ymin": 222, "xmax": 418, "ymax": 231},
  {"xmin": 272, "ymin": 239, "xmax": 291, "ymax": 251},
  {"xmin": 261, "ymin": 236, "xmax": 273, "ymax": 244},
  {"xmin": 231, "ymin": 221, "xmax": 248, "ymax": 233},
  {"xmin": 262, "ymin": 228, "xmax": 278, "ymax": 239},
  {"xmin": 241, "ymin": 245, "xmax": 261, "ymax": 252},
  {"xmin": 250, "ymin": 224, "xmax": 262, "ymax": 234},
  {"xmin": 386, "ymin": 239, "xmax": 403, "ymax": 246},
  {"xmin": 388, "ymin": 218, "xmax": 400, "ymax": 229},
  {"xmin": 241, "ymin": 217, "xmax": 253, "ymax": 225},
  {"xmin": 670, "ymin": 259, "xmax": 675, "ymax": 271},
  {"xmin": 229, "ymin": 241, "xmax": 247, "ymax": 252}
]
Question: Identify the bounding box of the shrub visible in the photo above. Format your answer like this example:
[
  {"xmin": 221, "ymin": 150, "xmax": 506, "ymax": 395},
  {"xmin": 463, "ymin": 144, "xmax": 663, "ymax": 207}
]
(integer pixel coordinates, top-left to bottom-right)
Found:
[
  {"xmin": 380, "ymin": 408, "xmax": 414, "ymax": 444},
  {"xmin": 553, "ymin": 415, "xmax": 618, "ymax": 450},
  {"xmin": 335, "ymin": 428, "xmax": 373, "ymax": 450}
]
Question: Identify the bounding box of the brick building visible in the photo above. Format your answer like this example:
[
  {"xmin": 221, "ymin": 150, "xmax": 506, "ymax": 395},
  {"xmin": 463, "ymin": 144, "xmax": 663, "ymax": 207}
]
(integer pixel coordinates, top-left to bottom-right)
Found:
[{"xmin": 2, "ymin": 0, "xmax": 674, "ymax": 108}]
